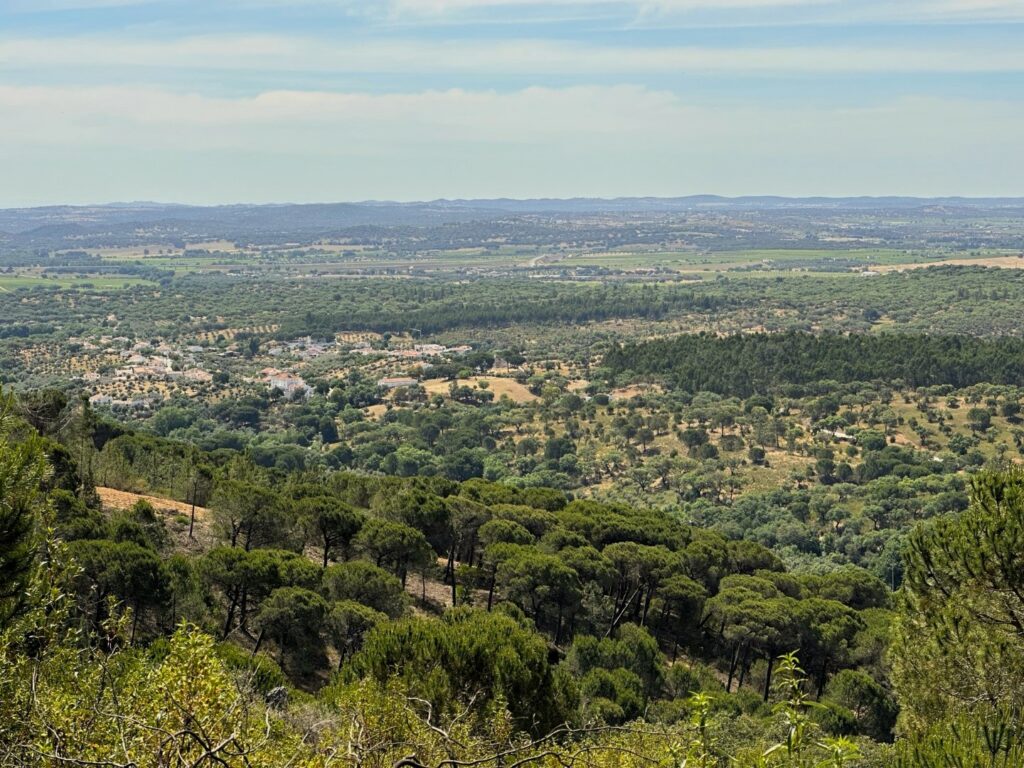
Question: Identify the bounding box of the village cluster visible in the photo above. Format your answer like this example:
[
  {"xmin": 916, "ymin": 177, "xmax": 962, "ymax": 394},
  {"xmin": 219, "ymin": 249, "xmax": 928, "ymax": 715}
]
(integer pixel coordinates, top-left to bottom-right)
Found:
[{"xmin": 66, "ymin": 332, "xmax": 476, "ymax": 413}]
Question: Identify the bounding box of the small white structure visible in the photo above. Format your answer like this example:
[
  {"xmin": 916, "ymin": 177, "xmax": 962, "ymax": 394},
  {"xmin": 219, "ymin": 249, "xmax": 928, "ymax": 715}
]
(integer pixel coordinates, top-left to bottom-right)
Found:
[
  {"xmin": 414, "ymin": 344, "xmax": 446, "ymax": 355},
  {"xmin": 378, "ymin": 377, "xmax": 418, "ymax": 389},
  {"xmin": 265, "ymin": 371, "xmax": 311, "ymax": 397}
]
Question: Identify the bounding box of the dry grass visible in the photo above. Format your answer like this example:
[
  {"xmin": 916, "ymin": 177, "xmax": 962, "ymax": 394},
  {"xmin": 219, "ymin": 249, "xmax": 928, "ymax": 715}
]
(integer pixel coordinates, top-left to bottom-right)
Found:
[
  {"xmin": 188, "ymin": 240, "xmax": 241, "ymax": 252},
  {"xmin": 364, "ymin": 404, "xmax": 389, "ymax": 420},
  {"xmin": 98, "ymin": 486, "xmax": 213, "ymax": 552},
  {"xmin": 421, "ymin": 376, "xmax": 539, "ymax": 403},
  {"xmin": 876, "ymin": 254, "xmax": 1024, "ymax": 272},
  {"xmin": 98, "ymin": 486, "xmax": 208, "ymax": 520},
  {"xmin": 610, "ymin": 384, "xmax": 662, "ymax": 401}
]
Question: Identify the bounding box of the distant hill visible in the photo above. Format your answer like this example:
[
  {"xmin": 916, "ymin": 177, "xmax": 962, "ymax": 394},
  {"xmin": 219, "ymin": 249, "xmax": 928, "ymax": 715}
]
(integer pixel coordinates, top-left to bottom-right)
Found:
[
  {"xmin": 422, "ymin": 195, "xmax": 1024, "ymax": 213},
  {"xmin": 1, "ymin": 196, "xmax": 1022, "ymax": 250}
]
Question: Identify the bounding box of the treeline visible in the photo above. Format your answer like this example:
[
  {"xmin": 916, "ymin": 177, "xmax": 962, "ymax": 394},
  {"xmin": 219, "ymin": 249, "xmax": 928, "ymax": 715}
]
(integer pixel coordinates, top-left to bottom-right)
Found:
[
  {"xmin": 41, "ymin": 262, "xmax": 175, "ymax": 283},
  {"xmin": 709, "ymin": 266, "xmax": 1024, "ymax": 337},
  {"xmin": 7, "ymin": 267, "xmax": 1024, "ymax": 358},
  {"xmin": 0, "ymin": 323, "xmax": 55, "ymax": 340},
  {"xmin": 604, "ymin": 331, "xmax": 1024, "ymax": 397},
  {"xmin": 0, "ymin": 275, "xmax": 725, "ymax": 349},
  {"xmin": 0, "ymin": 249, "xmax": 105, "ymax": 268},
  {"xmin": 285, "ymin": 283, "xmax": 730, "ymax": 336},
  {"xmin": 0, "ymin": 246, "xmax": 175, "ymax": 283}
]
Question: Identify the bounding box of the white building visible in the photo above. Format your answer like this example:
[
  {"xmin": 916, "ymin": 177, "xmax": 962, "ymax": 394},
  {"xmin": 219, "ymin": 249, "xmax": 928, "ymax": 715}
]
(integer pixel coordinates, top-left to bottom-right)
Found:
[
  {"xmin": 378, "ymin": 376, "xmax": 418, "ymax": 389},
  {"xmin": 265, "ymin": 371, "xmax": 311, "ymax": 397}
]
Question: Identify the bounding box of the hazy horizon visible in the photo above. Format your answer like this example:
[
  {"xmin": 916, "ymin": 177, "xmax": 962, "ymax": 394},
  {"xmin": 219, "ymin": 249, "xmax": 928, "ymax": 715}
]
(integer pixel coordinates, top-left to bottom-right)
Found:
[{"xmin": 6, "ymin": 193, "xmax": 1024, "ymax": 212}]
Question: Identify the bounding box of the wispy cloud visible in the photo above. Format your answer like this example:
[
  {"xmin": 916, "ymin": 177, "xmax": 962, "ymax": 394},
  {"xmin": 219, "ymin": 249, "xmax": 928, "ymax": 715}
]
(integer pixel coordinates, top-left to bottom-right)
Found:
[
  {"xmin": 2, "ymin": 0, "xmax": 161, "ymax": 10},
  {"xmin": 1, "ymin": 83, "xmax": 1021, "ymax": 203},
  {"xmin": 8, "ymin": 0, "xmax": 1024, "ymax": 22},
  {"xmin": 0, "ymin": 84, "xmax": 682, "ymax": 147},
  {"xmin": 388, "ymin": 0, "xmax": 829, "ymax": 11},
  {"xmin": 371, "ymin": 0, "xmax": 1024, "ymax": 22},
  {"xmin": 4, "ymin": 34, "xmax": 1024, "ymax": 75},
  {"xmin": 2, "ymin": 0, "xmax": 1021, "ymax": 203}
]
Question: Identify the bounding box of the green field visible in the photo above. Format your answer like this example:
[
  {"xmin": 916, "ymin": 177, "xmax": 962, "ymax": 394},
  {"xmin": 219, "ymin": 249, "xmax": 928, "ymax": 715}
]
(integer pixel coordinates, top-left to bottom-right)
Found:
[
  {"xmin": 81, "ymin": 242, "xmax": 1019, "ymax": 279},
  {"xmin": 0, "ymin": 274, "xmax": 155, "ymax": 291},
  {"xmin": 546, "ymin": 246, "xmax": 1024, "ymax": 274}
]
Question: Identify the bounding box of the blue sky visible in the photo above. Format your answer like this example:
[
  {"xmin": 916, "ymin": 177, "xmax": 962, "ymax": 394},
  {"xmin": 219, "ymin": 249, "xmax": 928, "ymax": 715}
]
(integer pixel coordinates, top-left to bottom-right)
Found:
[{"xmin": 2, "ymin": 0, "xmax": 1023, "ymax": 205}]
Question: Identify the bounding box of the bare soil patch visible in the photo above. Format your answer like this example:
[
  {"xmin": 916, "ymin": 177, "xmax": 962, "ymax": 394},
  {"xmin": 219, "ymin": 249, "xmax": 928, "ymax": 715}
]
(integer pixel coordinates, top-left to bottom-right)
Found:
[{"xmin": 98, "ymin": 486, "xmax": 208, "ymax": 520}]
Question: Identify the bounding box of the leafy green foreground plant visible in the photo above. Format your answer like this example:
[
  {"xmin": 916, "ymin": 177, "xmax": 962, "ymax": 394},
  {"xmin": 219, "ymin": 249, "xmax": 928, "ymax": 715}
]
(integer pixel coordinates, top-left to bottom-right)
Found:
[
  {"xmin": 886, "ymin": 469, "xmax": 1024, "ymax": 766},
  {"xmin": 892, "ymin": 715, "xmax": 1024, "ymax": 768},
  {"xmin": 2, "ymin": 574, "xmax": 863, "ymax": 768},
  {"xmin": 715, "ymin": 653, "xmax": 862, "ymax": 768},
  {"xmin": 760, "ymin": 653, "xmax": 861, "ymax": 768},
  {"xmin": 1, "ymin": 605, "xmax": 687, "ymax": 768},
  {"xmin": 0, "ymin": 390, "xmax": 49, "ymax": 631},
  {"xmin": 672, "ymin": 654, "xmax": 865, "ymax": 768}
]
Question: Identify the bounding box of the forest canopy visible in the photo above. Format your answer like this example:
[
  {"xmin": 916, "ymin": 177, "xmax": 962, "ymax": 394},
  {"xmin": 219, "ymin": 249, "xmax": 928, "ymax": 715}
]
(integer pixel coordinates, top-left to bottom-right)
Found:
[{"xmin": 604, "ymin": 331, "xmax": 1024, "ymax": 396}]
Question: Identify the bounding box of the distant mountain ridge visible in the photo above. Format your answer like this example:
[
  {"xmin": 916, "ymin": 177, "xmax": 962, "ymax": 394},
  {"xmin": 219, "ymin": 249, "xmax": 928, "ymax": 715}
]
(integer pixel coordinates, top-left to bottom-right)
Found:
[
  {"xmin": 4, "ymin": 194, "xmax": 1024, "ymax": 230},
  {"xmin": 418, "ymin": 195, "xmax": 1024, "ymax": 213},
  {"xmin": 1, "ymin": 196, "xmax": 1022, "ymax": 250}
]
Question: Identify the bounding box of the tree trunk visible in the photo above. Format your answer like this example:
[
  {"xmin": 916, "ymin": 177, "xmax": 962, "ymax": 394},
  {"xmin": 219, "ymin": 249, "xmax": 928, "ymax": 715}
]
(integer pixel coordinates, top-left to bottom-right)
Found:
[
  {"xmin": 131, "ymin": 600, "xmax": 140, "ymax": 644},
  {"xmin": 738, "ymin": 646, "xmax": 750, "ymax": 690},
  {"xmin": 726, "ymin": 643, "xmax": 740, "ymax": 693},
  {"xmin": 606, "ymin": 584, "xmax": 642, "ymax": 638},
  {"xmin": 657, "ymin": 601, "xmax": 670, "ymax": 631},
  {"xmin": 445, "ymin": 544, "xmax": 457, "ymax": 606},
  {"xmin": 444, "ymin": 545, "xmax": 456, "ymax": 584},
  {"xmin": 640, "ymin": 586, "xmax": 654, "ymax": 626},
  {"xmin": 222, "ymin": 592, "xmax": 238, "ymax": 639},
  {"xmin": 763, "ymin": 654, "xmax": 775, "ymax": 703},
  {"xmin": 238, "ymin": 584, "xmax": 250, "ymax": 634},
  {"xmin": 631, "ymin": 584, "xmax": 644, "ymax": 622}
]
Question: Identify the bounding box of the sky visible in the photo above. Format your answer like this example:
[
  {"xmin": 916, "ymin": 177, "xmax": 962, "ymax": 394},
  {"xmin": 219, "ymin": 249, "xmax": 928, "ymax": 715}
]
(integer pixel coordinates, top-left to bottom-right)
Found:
[{"xmin": 1, "ymin": 0, "xmax": 1024, "ymax": 205}]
